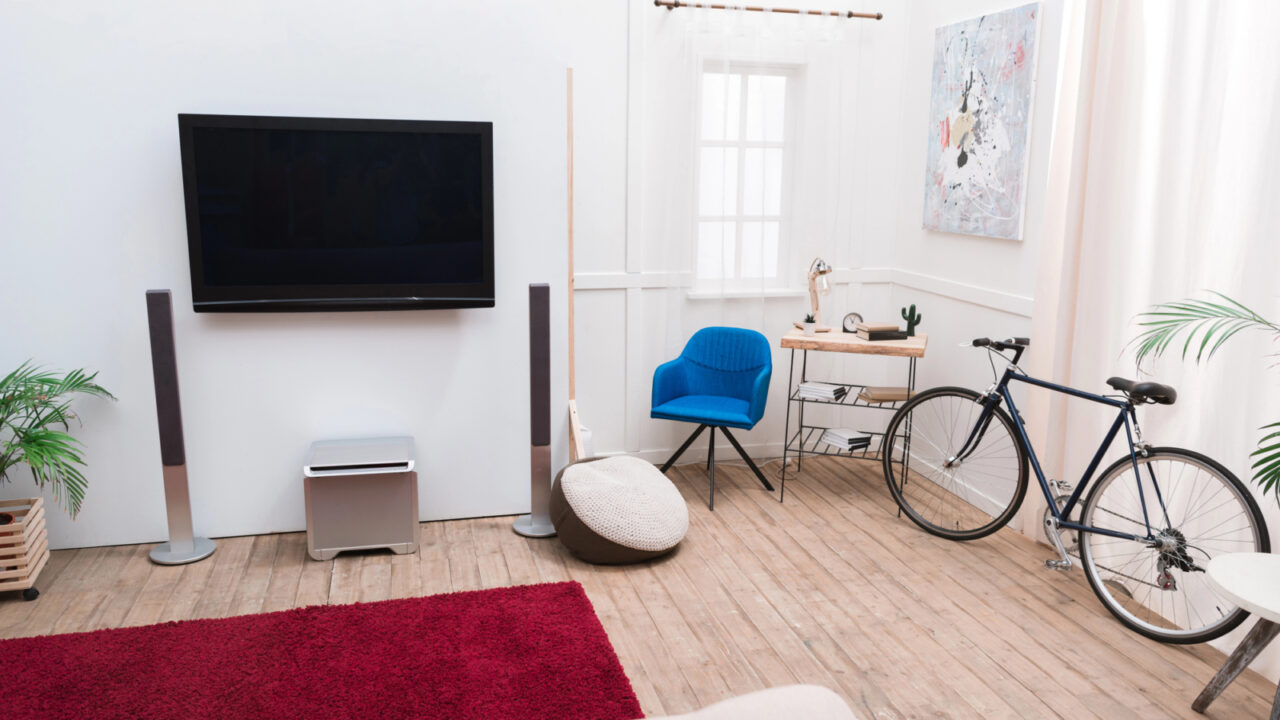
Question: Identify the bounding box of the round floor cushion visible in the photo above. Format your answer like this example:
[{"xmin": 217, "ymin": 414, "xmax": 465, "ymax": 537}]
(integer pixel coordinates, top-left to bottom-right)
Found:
[{"xmin": 550, "ymin": 455, "xmax": 689, "ymax": 564}]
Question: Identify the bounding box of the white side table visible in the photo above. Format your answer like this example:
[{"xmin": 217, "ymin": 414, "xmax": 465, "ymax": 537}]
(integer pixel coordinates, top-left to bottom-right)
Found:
[{"xmin": 1193, "ymin": 552, "xmax": 1280, "ymax": 717}]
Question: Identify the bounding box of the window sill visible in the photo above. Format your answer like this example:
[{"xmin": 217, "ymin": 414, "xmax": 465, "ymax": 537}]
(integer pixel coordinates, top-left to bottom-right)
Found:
[{"xmin": 685, "ymin": 288, "xmax": 807, "ymax": 300}]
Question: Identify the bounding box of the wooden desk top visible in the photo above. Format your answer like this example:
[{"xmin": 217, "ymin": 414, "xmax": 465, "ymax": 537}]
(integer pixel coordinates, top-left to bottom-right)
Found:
[{"xmin": 780, "ymin": 328, "xmax": 928, "ymax": 358}]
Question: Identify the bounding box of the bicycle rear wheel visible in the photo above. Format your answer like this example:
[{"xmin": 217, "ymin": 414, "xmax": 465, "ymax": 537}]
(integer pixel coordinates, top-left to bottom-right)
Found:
[
  {"xmin": 881, "ymin": 387, "xmax": 1029, "ymax": 540},
  {"xmin": 1079, "ymin": 447, "xmax": 1270, "ymax": 643}
]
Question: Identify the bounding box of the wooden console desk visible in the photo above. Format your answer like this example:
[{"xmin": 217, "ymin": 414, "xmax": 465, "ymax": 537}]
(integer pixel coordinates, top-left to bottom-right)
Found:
[{"xmin": 778, "ymin": 329, "xmax": 928, "ymax": 501}]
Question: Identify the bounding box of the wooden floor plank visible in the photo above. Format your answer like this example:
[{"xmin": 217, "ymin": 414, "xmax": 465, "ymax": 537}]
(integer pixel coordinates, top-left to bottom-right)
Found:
[
  {"xmin": 806, "ymin": 457, "xmax": 1276, "ymax": 719},
  {"xmin": 261, "ymin": 532, "xmax": 307, "ymax": 613},
  {"xmin": 417, "ymin": 520, "xmax": 453, "ymax": 597},
  {"xmin": 0, "ymin": 456, "xmax": 1271, "ymax": 719},
  {"xmin": 444, "ymin": 519, "xmax": 481, "ymax": 593},
  {"xmin": 327, "ymin": 552, "xmax": 365, "ymax": 606},
  {"xmin": 227, "ymin": 534, "xmax": 278, "ymax": 617},
  {"xmin": 473, "ymin": 517, "xmax": 512, "ymax": 589},
  {"xmin": 189, "ymin": 536, "xmax": 254, "ymax": 620},
  {"xmin": 157, "ymin": 546, "xmax": 217, "ymax": 622},
  {"xmin": 715, "ymin": 469, "xmax": 1024, "ymax": 719},
  {"xmin": 562, "ymin": 555, "xmax": 669, "ymax": 716},
  {"xmin": 89, "ymin": 544, "xmax": 154, "ymax": 631},
  {"xmin": 357, "ymin": 551, "xmax": 393, "ymax": 604}
]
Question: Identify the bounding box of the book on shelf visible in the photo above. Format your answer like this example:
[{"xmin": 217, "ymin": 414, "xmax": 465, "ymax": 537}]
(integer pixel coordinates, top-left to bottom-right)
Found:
[
  {"xmin": 820, "ymin": 427, "xmax": 872, "ymax": 451},
  {"xmin": 855, "ymin": 321, "xmax": 900, "ymax": 332},
  {"xmin": 798, "ymin": 381, "xmax": 847, "ymax": 401},
  {"xmin": 857, "ymin": 386, "xmax": 915, "ymax": 403},
  {"xmin": 857, "ymin": 329, "xmax": 909, "ymax": 341}
]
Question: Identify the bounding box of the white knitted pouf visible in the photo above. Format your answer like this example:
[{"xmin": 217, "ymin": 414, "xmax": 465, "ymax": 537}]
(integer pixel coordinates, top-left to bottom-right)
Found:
[{"xmin": 550, "ymin": 456, "xmax": 689, "ymax": 564}]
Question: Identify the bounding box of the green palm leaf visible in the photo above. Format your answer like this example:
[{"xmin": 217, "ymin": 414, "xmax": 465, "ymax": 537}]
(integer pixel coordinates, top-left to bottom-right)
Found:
[
  {"xmin": 0, "ymin": 360, "xmax": 114, "ymax": 518},
  {"xmin": 1254, "ymin": 423, "xmax": 1280, "ymax": 498},
  {"xmin": 1131, "ymin": 291, "xmax": 1280, "ymax": 365},
  {"xmin": 1131, "ymin": 293, "xmax": 1280, "ymax": 501}
]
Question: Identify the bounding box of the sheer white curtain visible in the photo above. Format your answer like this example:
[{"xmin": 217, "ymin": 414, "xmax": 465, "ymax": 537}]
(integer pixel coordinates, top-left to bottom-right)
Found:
[
  {"xmin": 1027, "ymin": 0, "xmax": 1280, "ymax": 672},
  {"xmin": 638, "ymin": 4, "xmax": 860, "ymax": 454},
  {"xmin": 642, "ymin": 7, "xmax": 856, "ymax": 331}
]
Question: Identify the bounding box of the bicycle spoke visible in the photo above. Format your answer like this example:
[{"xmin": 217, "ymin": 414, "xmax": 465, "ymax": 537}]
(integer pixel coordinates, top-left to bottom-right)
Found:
[
  {"xmin": 884, "ymin": 390, "xmax": 1026, "ymax": 540},
  {"xmin": 1080, "ymin": 450, "xmax": 1265, "ymax": 643}
]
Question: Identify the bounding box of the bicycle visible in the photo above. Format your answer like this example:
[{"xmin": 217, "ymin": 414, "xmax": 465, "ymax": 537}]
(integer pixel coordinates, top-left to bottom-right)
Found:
[{"xmin": 880, "ymin": 336, "xmax": 1270, "ymax": 644}]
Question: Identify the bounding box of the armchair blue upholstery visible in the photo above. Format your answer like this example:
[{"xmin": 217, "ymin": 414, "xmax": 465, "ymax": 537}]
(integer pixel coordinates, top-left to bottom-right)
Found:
[{"xmin": 651, "ymin": 327, "xmax": 774, "ymax": 509}]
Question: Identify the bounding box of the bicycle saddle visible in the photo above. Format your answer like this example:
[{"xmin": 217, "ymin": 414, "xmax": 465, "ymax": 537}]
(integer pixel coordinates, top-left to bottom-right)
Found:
[{"xmin": 1106, "ymin": 377, "xmax": 1177, "ymax": 405}]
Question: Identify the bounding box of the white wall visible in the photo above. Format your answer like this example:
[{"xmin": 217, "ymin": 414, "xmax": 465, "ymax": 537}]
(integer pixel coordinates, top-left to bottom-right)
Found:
[
  {"xmin": 0, "ymin": 0, "xmax": 630, "ymax": 549},
  {"xmin": 887, "ymin": 0, "xmax": 1063, "ymax": 391},
  {"xmin": 575, "ymin": 1, "xmax": 1062, "ymax": 468},
  {"xmin": 573, "ymin": 1, "xmax": 913, "ymax": 465}
]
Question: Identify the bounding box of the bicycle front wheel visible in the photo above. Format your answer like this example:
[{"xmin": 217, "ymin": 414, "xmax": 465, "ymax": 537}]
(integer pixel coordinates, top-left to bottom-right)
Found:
[
  {"xmin": 882, "ymin": 387, "xmax": 1029, "ymax": 541},
  {"xmin": 1079, "ymin": 447, "xmax": 1270, "ymax": 643}
]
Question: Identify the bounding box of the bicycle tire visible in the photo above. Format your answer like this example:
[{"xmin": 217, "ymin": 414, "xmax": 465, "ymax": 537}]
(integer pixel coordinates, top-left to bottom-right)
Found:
[
  {"xmin": 881, "ymin": 386, "xmax": 1030, "ymax": 541},
  {"xmin": 1078, "ymin": 447, "xmax": 1270, "ymax": 644}
]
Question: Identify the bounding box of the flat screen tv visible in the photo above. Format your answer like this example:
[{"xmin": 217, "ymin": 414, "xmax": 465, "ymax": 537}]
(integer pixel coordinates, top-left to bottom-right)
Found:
[{"xmin": 178, "ymin": 113, "xmax": 494, "ymax": 312}]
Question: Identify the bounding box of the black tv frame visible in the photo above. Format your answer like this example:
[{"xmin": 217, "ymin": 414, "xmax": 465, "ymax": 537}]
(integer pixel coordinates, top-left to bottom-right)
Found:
[{"xmin": 177, "ymin": 113, "xmax": 495, "ymax": 313}]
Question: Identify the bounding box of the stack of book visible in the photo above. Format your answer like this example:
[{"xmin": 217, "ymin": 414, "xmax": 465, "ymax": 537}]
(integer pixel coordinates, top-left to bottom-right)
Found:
[
  {"xmin": 820, "ymin": 427, "xmax": 872, "ymax": 452},
  {"xmin": 857, "ymin": 386, "xmax": 915, "ymax": 404},
  {"xmin": 855, "ymin": 322, "xmax": 909, "ymax": 341},
  {"xmin": 798, "ymin": 381, "xmax": 848, "ymax": 402}
]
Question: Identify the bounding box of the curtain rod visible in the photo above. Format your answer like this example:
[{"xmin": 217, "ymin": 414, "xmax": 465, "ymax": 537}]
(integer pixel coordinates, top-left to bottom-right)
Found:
[{"xmin": 654, "ymin": 0, "xmax": 882, "ymax": 20}]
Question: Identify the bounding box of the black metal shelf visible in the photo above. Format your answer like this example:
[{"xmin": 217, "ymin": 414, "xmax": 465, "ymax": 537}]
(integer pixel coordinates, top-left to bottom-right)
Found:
[
  {"xmin": 779, "ymin": 349, "xmax": 919, "ymax": 503},
  {"xmin": 784, "ymin": 423, "xmax": 907, "ymax": 462},
  {"xmin": 789, "ymin": 380, "xmax": 909, "ymax": 411}
]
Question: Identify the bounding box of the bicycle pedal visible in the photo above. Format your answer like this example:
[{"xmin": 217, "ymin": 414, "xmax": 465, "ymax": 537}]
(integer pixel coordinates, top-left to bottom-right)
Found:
[{"xmin": 1044, "ymin": 559, "xmax": 1073, "ymax": 572}]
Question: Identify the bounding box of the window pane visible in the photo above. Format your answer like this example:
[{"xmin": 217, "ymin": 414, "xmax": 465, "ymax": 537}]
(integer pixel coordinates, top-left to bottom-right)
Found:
[
  {"xmin": 742, "ymin": 148, "xmax": 783, "ymax": 216},
  {"xmin": 740, "ymin": 221, "xmax": 779, "ymax": 278},
  {"xmin": 745, "ymin": 74, "xmax": 786, "ymax": 142},
  {"xmin": 701, "ymin": 73, "xmax": 741, "ymax": 141},
  {"xmin": 697, "ymin": 222, "xmax": 736, "ymax": 279},
  {"xmin": 699, "ymin": 147, "xmax": 738, "ymax": 216}
]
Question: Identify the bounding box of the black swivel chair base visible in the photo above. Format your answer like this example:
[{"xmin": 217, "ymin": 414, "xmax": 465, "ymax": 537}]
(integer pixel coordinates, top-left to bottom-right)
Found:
[{"xmin": 659, "ymin": 424, "xmax": 775, "ymax": 510}]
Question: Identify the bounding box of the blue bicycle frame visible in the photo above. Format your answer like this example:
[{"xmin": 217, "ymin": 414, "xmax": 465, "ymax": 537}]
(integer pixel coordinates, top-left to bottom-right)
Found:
[{"xmin": 949, "ymin": 354, "xmax": 1166, "ymax": 545}]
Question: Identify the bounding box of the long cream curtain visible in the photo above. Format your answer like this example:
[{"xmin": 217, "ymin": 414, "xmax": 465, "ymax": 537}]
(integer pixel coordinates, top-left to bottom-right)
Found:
[{"xmin": 1026, "ymin": 0, "xmax": 1280, "ymax": 675}]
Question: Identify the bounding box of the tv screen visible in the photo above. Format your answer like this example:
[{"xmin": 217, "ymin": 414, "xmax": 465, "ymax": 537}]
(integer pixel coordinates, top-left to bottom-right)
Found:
[{"xmin": 178, "ymin": 114, "xmax": 494, "ymax": 312}]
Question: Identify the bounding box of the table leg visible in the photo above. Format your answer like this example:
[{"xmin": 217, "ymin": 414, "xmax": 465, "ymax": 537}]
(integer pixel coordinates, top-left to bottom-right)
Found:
[
  {"xmin": 901, "ymin": 357, "xmax": 916, "ymax": 483},
  {"xmin": 797, "ymin": 350, "xmax": 808, "ymax": 474},
  {"xmin": 1192, "ymin": 618, "xmax": 1280, "ymax": 714},
  {"xmin": 780, "ymin": 349, "xmax": 795, "ymax": 503}
]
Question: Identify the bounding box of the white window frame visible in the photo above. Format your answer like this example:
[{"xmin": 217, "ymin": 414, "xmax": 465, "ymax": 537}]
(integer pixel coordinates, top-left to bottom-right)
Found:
[{"xmin": 693, "ymin": 61, "xmax": 799, "ymax": 292}]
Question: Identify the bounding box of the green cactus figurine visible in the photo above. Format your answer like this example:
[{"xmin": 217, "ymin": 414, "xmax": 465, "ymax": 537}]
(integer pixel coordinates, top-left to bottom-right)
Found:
[{"xmin": 901, "ymin": 304, "xmax": 923, "ymax": 336}]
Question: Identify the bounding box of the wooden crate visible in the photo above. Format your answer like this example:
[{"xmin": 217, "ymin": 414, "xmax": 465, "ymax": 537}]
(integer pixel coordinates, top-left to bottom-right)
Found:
[{"xmin": 0, "ymin": 497, "xmax": 49, "ymax": 593}]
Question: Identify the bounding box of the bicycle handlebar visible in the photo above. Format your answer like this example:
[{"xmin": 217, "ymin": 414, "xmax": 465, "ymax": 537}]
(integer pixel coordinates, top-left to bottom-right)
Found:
[{"xmin": 972, "ymin": 337, "xmax": 1031, "ymax": 351}]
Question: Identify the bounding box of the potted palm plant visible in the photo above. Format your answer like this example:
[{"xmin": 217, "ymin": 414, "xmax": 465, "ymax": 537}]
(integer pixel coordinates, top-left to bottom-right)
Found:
[
  {"xmin": 0, "ymin": 361, "xmax": 114, "ymax": 517},
  {"xmin": 1131, "ymin": 292, "xmax": 1280, "ymax": 498}
]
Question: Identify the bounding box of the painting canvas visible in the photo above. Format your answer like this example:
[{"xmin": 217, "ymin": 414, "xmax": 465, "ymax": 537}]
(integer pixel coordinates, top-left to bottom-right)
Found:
[{"xmin": 923, "ymin": 3, "xmax": 1040, "ymax": 240}]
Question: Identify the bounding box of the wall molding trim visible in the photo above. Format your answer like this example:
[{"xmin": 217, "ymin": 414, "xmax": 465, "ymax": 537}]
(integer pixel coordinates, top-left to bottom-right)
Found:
[
  {"xmin": 871, "ymin": 268, "xmax": 1034, "ymax": 318},
  {"xmin": 574, "ymin": 266, "xmax": 1034, "ymax": 317}
]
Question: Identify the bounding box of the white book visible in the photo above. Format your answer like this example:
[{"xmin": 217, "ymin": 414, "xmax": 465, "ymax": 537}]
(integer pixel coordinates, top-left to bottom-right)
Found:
[
  {"xmin": 820, "ymin": 427, "xmax": 871, "ymax": 450},
  {"xmin": 798, "ymin": 381, "xmax": 847, "ymax": 400}
]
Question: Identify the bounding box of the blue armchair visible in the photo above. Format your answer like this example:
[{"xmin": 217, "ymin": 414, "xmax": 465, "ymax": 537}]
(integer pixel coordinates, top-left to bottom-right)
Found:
[{"xmin": 651, "ymin": 326, "xmax": 774, "ymax": 509}]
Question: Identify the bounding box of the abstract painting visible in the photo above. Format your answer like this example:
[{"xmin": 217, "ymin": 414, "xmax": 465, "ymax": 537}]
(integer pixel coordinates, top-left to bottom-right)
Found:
[{"xmin": 923, "ymin": 3, "xmax": 1040, "ymax": 240}]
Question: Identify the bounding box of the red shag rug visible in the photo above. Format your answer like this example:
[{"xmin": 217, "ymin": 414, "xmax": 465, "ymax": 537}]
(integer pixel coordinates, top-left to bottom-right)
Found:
[{"xmin": 0, "ymin": 581, "xmax": 642, "ymax": 720}]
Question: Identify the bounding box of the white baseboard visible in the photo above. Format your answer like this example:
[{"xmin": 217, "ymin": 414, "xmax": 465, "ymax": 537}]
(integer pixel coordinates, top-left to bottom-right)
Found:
[{"xmin": 591, "ymin": 440, "xmax": 788, "ymax": 465}]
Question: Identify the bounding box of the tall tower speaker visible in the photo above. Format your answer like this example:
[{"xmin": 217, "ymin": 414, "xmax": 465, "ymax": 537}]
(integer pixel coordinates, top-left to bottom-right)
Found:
[
  {"xmin": 513, "ymin": 283, "xmax": 557, "ymax": 538},
  {"xmin": 145, "ymin": 290, "xmax": 217, "ymax": 565}
]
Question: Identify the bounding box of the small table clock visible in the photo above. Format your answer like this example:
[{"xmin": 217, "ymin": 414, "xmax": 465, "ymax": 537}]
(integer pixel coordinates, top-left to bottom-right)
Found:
[{"xmin": 842, "ymin": 312, "xmax": 864, "ymax": 333}]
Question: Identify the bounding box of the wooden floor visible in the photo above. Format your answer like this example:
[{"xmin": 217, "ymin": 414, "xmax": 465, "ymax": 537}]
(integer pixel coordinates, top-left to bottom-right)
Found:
[{"xmin": 0, "ymin": 456, "xmax": 1272, "ymax": 719}]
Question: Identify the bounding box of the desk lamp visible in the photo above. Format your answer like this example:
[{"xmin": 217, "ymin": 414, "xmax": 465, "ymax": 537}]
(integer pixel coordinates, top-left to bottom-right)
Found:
[{"xmin": 793, "ymin": 257, "xmax": 834, "ymax": 332}]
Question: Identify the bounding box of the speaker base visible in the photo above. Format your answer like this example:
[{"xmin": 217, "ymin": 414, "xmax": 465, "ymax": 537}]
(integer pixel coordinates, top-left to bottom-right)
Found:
[
  {"xmin": 149, "ymin": 537, "xmax": 217, "ymax": 565},
  {"xmin": 512, "ymin": 514, "xmax": 556, "ymax": 538}
]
